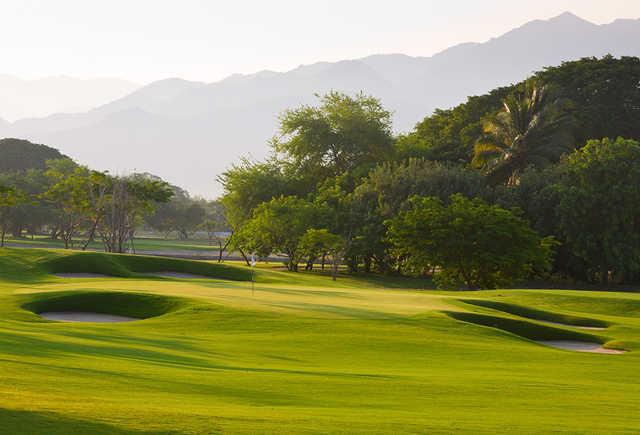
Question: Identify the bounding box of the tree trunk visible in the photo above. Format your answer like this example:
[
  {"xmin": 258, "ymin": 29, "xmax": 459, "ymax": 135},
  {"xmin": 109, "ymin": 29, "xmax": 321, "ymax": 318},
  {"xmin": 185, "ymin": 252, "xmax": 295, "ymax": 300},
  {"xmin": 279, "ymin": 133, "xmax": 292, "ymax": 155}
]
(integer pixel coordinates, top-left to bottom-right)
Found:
[
  {"xmin": 363, "ymin": 256, "xmax": 372, "ymax": 273},
  {"xmin": 82, "ymin": 217, "xmax": 101, "ymax": 251},
  {"xmin": 130, "ymin": 236, "xmax": 136, "ymax": 255},
  {"xmin": 331, "ymin": 256, "xmax": 339, "ymax": 281},
  {"xmin": 237, "ymin": 247, "xmax": 251, "ymax": 266},
  {"xmin": 218, "ymin": 236, "xmax": 232, "ymax": 263},
  {"xmin": 11, "ymin": 223, "xmax": 22, "ymax": 238}
]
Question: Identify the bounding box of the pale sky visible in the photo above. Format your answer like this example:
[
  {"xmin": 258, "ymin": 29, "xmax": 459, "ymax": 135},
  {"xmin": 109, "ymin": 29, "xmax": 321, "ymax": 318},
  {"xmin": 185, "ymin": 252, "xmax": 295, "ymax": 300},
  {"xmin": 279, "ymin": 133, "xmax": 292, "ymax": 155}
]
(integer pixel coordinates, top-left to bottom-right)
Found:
[{"xmin": 1, "ymin": 0, "xmax": 639, "ymax": 84}]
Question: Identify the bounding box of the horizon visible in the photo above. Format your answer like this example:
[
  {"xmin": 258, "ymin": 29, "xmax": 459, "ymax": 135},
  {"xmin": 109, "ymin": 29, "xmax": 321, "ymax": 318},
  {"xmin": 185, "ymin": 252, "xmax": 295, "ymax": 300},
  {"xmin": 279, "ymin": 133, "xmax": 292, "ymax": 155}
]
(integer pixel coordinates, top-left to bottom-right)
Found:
[
  {"xmin": 1, "ymin": 2, "xmax": 639, "ymax": 84},
  {"xmin": 1, "ymin": 4, "xmax": 639, "ymax": 198}
]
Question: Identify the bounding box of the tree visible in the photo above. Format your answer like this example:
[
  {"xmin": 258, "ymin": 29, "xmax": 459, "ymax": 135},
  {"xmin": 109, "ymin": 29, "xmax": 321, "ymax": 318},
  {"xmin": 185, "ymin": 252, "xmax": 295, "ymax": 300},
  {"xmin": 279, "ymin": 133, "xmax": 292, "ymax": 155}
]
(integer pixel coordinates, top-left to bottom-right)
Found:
[
  {"xmin": 356, "ymin": 158, "xmax": 491, "ymax": 218},
  {"xmin": 144, "ymin": 184, "xmax": 206, "ymax": 240},
  {"xmin": 387, "ymin": 194, "xmax": 553, "ymax": 289},
  {"xmin": 219, "ymin": 158, "xmax": 303, "ymax": 264},
  {"xmin": 472, "ymin": 81, "xmax": 573, "ymax": 185},
  {"xmin": 556, "ymin": 138, "xmax": 640, "ymax": 284},
  {"xmin": 395, "ymin": 88, "xmax": 509, "ymax": 163},
  {"xmin": 43, "ymin": 160, "xmax": 94, "ymax": 249},
  {"xmin": 401, "ymin": 56, "xmax": 639, "ymax": 168},
  {"xmin": 0, "ymin": 138, "xmax": 69, "ymax": 172},
  {"xmin": 536, "ymin": 55, "xmax": 640, "ymax": 145},
  {"xmin": 299, "ymin": 229, "xmax": 345, "ymax": 280},
  {"xmin": 200, "ymin": 200, "xmax": 231, "ymax": 262},
  {"xmin": 2, "ymin": 169, "xmax": 55, "ymax": 239},
  {"xmin": 99, "ymin": 175, "xmax": 172, "ymax": 253},
  {"xmin": 313, "ymin": 178, "xmax": 370, "ymax": 272},
  {"xmin": 274, "ymin": 91, "xmax": 394, "ymax": 183},
  {"xmin": 0, "ymin": 183, "xmax": 21, "ymax": 247},
  {"xmin": 237, "ymin": 196, "xmax": 317, "ymax": 271}
]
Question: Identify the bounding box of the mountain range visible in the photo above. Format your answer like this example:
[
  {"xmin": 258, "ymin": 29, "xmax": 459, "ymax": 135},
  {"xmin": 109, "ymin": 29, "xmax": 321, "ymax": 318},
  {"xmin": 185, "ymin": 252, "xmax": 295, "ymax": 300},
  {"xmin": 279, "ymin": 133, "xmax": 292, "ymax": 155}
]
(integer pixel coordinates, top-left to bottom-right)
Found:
[
  {"xmin": 0, "ymin": 75, "xmax": 138, "ymax": 122},
  {"xmin": 1, "ymin": 12, "xmax": 639, "ymax": 197}
]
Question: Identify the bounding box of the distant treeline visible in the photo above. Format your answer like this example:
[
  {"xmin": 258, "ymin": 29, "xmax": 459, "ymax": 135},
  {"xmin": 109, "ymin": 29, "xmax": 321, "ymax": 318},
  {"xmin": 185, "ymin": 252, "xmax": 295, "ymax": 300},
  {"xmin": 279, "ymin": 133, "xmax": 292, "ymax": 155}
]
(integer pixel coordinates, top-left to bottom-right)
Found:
[{"xmin": 0, "ymin": 139, "xmax": 227, "ymax": 251}]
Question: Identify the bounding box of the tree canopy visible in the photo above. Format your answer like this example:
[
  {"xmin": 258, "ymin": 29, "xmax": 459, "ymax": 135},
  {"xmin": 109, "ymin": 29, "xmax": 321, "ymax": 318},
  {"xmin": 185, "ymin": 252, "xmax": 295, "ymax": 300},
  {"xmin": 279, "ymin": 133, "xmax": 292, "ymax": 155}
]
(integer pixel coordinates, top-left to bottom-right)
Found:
[
  {"xmin": 400, "ymin": 56, "xmax": 640, "ymax": 165},
  {"xmin": 274, "ymin": 91, "xmax": 394, "ymax": 183},
  {"xmin": 557, "ymin": 137, "xmax": 640, "ymax": 284},
  {"xmin": 0, "ymin": 138, "xmax": 70, "ymax": 172},
  {"xmin": 387, "ymin": 194, "xmax": 554, "ymax": 289}
]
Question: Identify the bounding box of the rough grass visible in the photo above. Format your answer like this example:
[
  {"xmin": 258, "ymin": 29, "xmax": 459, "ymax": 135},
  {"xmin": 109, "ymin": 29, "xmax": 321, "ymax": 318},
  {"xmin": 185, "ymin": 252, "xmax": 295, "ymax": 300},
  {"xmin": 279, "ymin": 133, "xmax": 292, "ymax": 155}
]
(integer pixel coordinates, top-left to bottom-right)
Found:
[{"xmin": 0, "ymin": 248, "xmax": 639, "ymax": 433}]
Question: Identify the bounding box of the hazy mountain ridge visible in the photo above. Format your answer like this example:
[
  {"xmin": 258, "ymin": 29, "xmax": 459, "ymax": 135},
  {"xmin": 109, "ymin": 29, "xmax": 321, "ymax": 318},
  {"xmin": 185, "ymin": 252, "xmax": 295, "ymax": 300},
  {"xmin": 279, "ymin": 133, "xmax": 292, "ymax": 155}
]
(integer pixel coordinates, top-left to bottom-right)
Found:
[
  {"xmin": 0, "ymin": 75, "xmax": 139, "ymax": 122},
  {"xmin": 1, "ymin": 12, "xmax": 639, "ymax": 197}
]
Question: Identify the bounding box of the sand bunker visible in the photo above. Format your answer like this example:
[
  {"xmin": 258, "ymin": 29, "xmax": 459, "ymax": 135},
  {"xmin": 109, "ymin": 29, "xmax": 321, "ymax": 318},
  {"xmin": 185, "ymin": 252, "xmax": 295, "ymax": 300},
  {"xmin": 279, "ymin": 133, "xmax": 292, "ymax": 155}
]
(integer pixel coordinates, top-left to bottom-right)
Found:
[
  {"xmin": 150, "ymin": 272, "xmax": 211, "ymax": 279},
  {"xmin": 537, "ymin": 340, "xmax": 625, "ymax": 354},
  {"xmin": 53, "ymin": 273, "xmax": 109, "ymax": 278},
  {"xmin": 537, "ymin": 320, "xmax": 606, "ymax": 330},
  {"xmin": 39, "ymin": 311, "xmax": 138, "ymax": 322}
]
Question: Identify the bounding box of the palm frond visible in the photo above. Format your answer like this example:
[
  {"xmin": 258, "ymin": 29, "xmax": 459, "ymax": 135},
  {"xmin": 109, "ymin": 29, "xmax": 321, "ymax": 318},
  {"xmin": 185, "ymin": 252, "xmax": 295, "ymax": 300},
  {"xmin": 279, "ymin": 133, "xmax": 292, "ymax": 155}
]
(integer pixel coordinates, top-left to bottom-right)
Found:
[{"xmin": 472, "ymin": 142, "xmax": 504, "ymax": 168}]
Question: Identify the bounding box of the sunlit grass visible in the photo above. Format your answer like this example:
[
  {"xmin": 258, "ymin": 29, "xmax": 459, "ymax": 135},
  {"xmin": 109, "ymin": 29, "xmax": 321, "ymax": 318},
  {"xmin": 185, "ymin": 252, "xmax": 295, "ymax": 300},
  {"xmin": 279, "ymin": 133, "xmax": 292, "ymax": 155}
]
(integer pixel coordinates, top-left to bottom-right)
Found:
[{"xmin": 0, "ymin": 248, "xmax": 638, "ymax": 433}]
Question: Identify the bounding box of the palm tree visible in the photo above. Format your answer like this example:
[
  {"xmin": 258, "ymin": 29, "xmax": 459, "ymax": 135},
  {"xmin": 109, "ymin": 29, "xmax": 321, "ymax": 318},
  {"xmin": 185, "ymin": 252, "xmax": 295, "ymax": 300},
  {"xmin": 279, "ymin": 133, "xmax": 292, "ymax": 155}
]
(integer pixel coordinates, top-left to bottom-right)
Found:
[{"xmin": 473, "ymin": 81, "xmax": 572, "ymax": 185}]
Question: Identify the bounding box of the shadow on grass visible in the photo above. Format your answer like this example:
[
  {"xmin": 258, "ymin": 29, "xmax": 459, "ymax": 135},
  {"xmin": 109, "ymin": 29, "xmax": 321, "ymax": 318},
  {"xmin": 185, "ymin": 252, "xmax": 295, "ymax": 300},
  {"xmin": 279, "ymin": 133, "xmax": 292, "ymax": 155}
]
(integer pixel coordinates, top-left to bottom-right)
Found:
[
  {"xmin": 460, "ymin": 299, "xmax": 609, "ymax": 328},
  {"xmin": 443, "ymin": 311, "xmax": 604, "ymax": 343},
  {"xmin": 20, "ymin": 291, "xmax": 186, "ymax": 321},
  {"xmin": 0, "ymin": 407, "xmax": 178, "ymax": 434}
]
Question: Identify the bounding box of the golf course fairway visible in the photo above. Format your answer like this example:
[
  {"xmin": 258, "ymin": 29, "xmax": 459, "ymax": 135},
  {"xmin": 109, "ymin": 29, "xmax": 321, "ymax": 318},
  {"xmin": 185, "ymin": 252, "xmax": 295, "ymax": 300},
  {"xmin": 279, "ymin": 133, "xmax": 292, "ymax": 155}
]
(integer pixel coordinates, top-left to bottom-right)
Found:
[{"xmin": 0, "ymin": 248, "xmax": 638, "ymax": 433}]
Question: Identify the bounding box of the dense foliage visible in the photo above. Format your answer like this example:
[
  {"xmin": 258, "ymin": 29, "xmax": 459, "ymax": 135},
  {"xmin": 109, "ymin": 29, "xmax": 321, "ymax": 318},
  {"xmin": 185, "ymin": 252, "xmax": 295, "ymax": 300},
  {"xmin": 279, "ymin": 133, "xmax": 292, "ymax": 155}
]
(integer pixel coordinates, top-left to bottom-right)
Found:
[
  {"xmin": 557, "ymin": 138, "xmax": 640, "ymax": 284},
  {"xmin": 0, "ymin": 138, "xmax": 69, "ymax": 172},
  {"xmin": 387, "ymin": 194, "xmax": 554, "ymax": 289},
  {"xmin": 219, "ymin": 56, "xmax": 640, "ymax": 287},
  {"xmin": 399, "ymin": 56, "xmax": 640, "ymax": 164},
  {"xmin": 472, "ymin": 82, "xmax": 574, "ymax": 185}
]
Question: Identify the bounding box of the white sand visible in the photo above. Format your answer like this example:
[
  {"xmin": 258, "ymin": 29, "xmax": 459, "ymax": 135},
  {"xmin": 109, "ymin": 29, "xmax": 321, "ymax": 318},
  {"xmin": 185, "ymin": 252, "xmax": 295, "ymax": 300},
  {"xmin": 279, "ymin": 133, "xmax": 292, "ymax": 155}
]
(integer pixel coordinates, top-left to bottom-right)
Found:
[
  {"xmin": 537, "ymin": 320, "xmax": 606, "ymax": 330},
  {"xmin": 39, "ymin": 311, "xmax": 138, "ymax": 323},
  {"xmin": 537, "ymin": 340, "xmax": 625, "ymax": 354},
  {"xmin": 149, "ymin": 271, "xmax": 211, "ymax": 279},
  {"xmin": 53, "ymin": 273, "xmax": 109, "ymax": 278}
]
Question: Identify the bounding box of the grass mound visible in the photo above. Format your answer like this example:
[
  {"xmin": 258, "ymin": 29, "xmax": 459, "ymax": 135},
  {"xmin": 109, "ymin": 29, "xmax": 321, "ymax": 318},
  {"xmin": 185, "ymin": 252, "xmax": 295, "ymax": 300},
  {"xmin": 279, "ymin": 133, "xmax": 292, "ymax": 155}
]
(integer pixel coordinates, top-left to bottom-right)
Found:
[
  {"xmin": 22, "ymin": 291, "xmax": 186, "ymax": 320},
  {"xmin": 444, "ymin": 311, "xmax": 604, "ymax": 343},
  {"xmin": 461, "ymin": 299, "xmax": 609, "ymax": 328},
  {"xmin": 40, "ymin": 251, "xmax": 251, "ymax": 281}
]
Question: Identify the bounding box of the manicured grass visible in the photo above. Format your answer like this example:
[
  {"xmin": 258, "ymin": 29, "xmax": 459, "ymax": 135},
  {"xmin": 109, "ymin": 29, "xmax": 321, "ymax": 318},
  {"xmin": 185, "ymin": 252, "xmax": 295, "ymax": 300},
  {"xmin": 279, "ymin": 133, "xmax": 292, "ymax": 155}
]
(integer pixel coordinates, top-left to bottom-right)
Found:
[
  {"xmin": 0, "ymin": 247, "xmax": 639, "ymax": 433},
  {"xmin": 4, "ymin": 235, "xmax": 226, "ymax": 253},
  {"xmin": 42, "ymin": 250, "xmax": 251, "ymax": 281}
]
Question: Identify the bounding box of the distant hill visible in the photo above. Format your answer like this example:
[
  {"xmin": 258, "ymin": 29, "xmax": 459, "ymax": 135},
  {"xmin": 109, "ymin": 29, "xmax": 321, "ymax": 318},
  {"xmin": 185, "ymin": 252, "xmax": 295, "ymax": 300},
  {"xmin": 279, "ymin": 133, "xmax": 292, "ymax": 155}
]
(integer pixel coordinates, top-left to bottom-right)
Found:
[
  {"xmin": 0, "ymin": 138, "xmax": 69, "ymax": 172},
  {"xmin": 1, "ymin": 12, "xmax": 639, "ymax": 196},
  {"xmin": 0, "ymin": 75, "xmax": 139, "ymax": 121}
]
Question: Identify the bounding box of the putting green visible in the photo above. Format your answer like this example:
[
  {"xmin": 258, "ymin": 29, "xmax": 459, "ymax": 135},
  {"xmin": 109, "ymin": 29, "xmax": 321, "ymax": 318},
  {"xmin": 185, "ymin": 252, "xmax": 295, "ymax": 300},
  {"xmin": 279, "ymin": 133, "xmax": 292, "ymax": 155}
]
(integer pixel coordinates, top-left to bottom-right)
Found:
[{"xmin": 0, "ymin": 248, "xmax": 639, "ymax": 433}]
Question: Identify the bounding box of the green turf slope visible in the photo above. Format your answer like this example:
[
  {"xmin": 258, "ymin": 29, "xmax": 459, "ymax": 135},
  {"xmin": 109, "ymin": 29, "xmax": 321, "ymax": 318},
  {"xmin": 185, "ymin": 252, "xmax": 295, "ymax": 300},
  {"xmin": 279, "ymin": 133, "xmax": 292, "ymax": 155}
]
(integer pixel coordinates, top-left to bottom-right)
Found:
[
  {"xmin": 43, "ymin": 251, "xmax": 251, "ymax": 280},
  {"xmin": 0, "ymin": 248, "xmax": 638, "ymax": 433}
]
